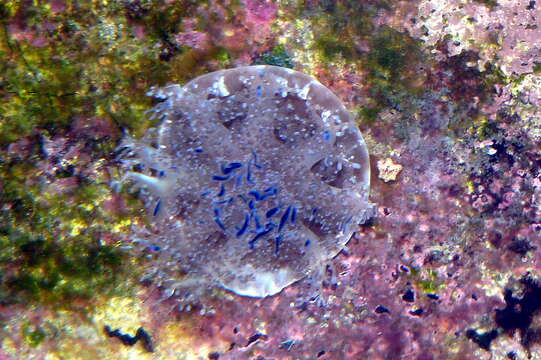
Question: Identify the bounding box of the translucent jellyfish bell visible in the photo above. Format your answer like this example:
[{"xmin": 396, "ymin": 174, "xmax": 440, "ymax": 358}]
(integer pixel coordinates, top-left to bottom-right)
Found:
[{"xmin": 118, "ymin": 65, "xmax": 372, "ymax": 297}]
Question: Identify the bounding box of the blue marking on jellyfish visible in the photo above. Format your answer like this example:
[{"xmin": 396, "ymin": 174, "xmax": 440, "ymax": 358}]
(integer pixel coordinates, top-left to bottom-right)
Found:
[
  {"xmin": 153, "ymin": 199, "xmax": 161, "ymax": 216},
  {"xmin": 214, "ymin": 217, "xmax": 227, "ymax": 231},
  {"xmin": 213, "ymin": 174, "xmax": 230, "ymax": 181},
  {"xmin": 249, "ymin": 190, "xmax": 263, "ymax": 201},
  {"xmin": 258, "ymin": 186, "xmax": 277, "ymax": 200},
  {"xmin": 290, "ymin": 206, "xmax": 297, "ymax": 224},
  {"xmin": 310, "ymin": 207, "xmax": 319, "ymax": 221},
  {"xmin": 249, "ymin": 223, "xmax": 274, "ymax": 249},
  {"xmin": 256, "ymin": 85, "xmax": 263, "ymax": 97},
  {"xmin": 250, "ymin": 189, "xmax": 275, "ymax": 201},
  {"xmin": 322, "ymin": 130, "xmax": 331, "ymax": 142},
  {"xmin": 279, "ymin": 206, "xmax": 291, "ymax": 232},
  {"xmin": 274, "ymin": 235, "xmax": 283, "ymax": 255},
  {"xmin": 222, "ymin": 162, "xmax": 242, "ymax": 174},
  {"xmin": 236, "ymin": 212, "xmax": 250, "ymax": 238},
  {"xmin": 158, "ymin": 170, "xmax": 165, "ymax": 178},
  {"xmin": 304, "ymin": 239, "xmax": 311, "ymax": 247},
  {"xmin": 251, "ymin": 150, "xmax": 263, "ymax": 168},
  {"xmin": 252, "ymin": 208, "xmax": 263, "ymax": 232},
  {"xmin": 266, "ymin": 206, "xmax": 280, "ymax": 218},
  {"xmin": 248, "ymin": 199, "xmax": 255, "ymax": 210},
  {"xmin": 217, "ymin": 183, "xmax": 226, "ymax": 197},
  {"xmin": 206, "ymin": 154, "xmax": 303, "ymax": 250},
  {"xmin": 246, "ymin": 164, "xmax": 255, "ymax": 184},
  {"xmin": 194, "ymin": 147, "xmax": 204, "ymax": 153},
  {"xmin": 215, "ymin": 197, "xmax": 234, "ymax": 205},
  {"xmin": 148, "ymin": 244, "xmax": 161, "ymax": 252}
]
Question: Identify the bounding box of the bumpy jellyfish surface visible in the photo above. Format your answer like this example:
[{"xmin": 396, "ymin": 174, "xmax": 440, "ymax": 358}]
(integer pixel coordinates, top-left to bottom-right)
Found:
[{"xmin": 119, "ymin": 65, "xmax": 372, "ymax": 298}]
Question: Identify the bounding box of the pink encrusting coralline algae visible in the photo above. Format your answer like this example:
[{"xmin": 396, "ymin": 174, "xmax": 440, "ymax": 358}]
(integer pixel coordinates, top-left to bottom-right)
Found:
[{"xmin": 117, "ymin": 65, "xmax": 373, "ymax": 299}]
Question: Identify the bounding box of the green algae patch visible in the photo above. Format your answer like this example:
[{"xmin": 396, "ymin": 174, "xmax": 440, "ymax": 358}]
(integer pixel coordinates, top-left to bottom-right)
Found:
[
  {"xmin": 417, "ymin": 271, "xmax": 445, "ymax": 294},
  {"xmin": 408, "ymin": 266, "xmax": 445, "ymax": 295},
  {"xmin": 360, "ymin": 28, "xmax": 428, "ymax": 139},
  {"xmin": 357, "ymin": 104, "xmax": 384, "ymax": 127},
  {"xmin": 314, "ymin": 35, "xmax": 356, "ymax": 62},
  {"xmin": 0, "ymin": 39, "xmax": 79, "ymax": 145},
  {"xmin": 21, "ymin": 323, "xmax": 47, "ymax": 348},
  {"xmin": 293, "ymin": 0, "xmax": 428, "ymax": 139},
  {"xmin": 366, "ymin": 27, "xmax": 423, "ymax": 83},
  {"xmin": 471, "ymin": 116, "xmax": 500, "ymax": 140},
  {"xmin": 0, "ymin": 155, "xmax": 141, "ymax": 308},
  {"xmin": 0, "ymin": 0, "xmax": 171, "ymax": 146},
  {"xmin": 306, "ymin": 1, "xmax": 397, "ymax": 65},
  {"xmin": 254, "ymin": 45, "xmax": 294, "ymax": 68},
  {"xmin": 0, "ymin": 210, "xmax": 130, "ymax": 307},
  {"xmin": 0, "ymin": 0, "xmax": 208, "ymax": 309}
]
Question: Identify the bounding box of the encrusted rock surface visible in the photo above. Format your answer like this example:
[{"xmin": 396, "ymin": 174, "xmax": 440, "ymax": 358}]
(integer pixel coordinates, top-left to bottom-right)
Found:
[{"xmin": 0, "ymin": 0, "xmax": 540, "ymax": 359}]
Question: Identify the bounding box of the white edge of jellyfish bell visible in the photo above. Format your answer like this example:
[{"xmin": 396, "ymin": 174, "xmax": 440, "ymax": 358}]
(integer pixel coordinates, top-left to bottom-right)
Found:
[{"xmin": 221, "ymin": 265, "xmax": 297, "ymax": 298}]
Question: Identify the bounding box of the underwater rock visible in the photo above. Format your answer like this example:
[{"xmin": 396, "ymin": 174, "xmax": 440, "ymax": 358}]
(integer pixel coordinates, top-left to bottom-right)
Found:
[{"xmin": 117, "ymin": 65, "xmax": 372, "ymax": 298}]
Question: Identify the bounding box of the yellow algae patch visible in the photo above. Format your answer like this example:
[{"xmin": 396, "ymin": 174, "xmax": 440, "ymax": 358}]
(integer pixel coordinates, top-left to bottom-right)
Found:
[
  {"xmin": 90, "ymin": 295, "xmax": 231, "ymax": 359},
  {"xmin": 93, "ymin": 296, "xmax": 149, "ymax": 338},
  {"xmin": 68, "ymin": 218, "xmax": 87, "ymax": 236},
  {"xmin": 2, "ymin": 337, "xmax": 18, "ymax": 357},
  {"xmin": 158, "ymin": 322, "xmax": 215, "ymax": 359},
  {"xmin": 111, "ymin": 218, "xmax": 133, "ymax": 233}
]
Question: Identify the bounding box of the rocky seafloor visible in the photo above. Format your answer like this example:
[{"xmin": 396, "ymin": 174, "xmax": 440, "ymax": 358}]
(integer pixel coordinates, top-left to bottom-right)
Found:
[{"xmin": 0, "ymin": 0, "xmax": 540, "ymax": 359}]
